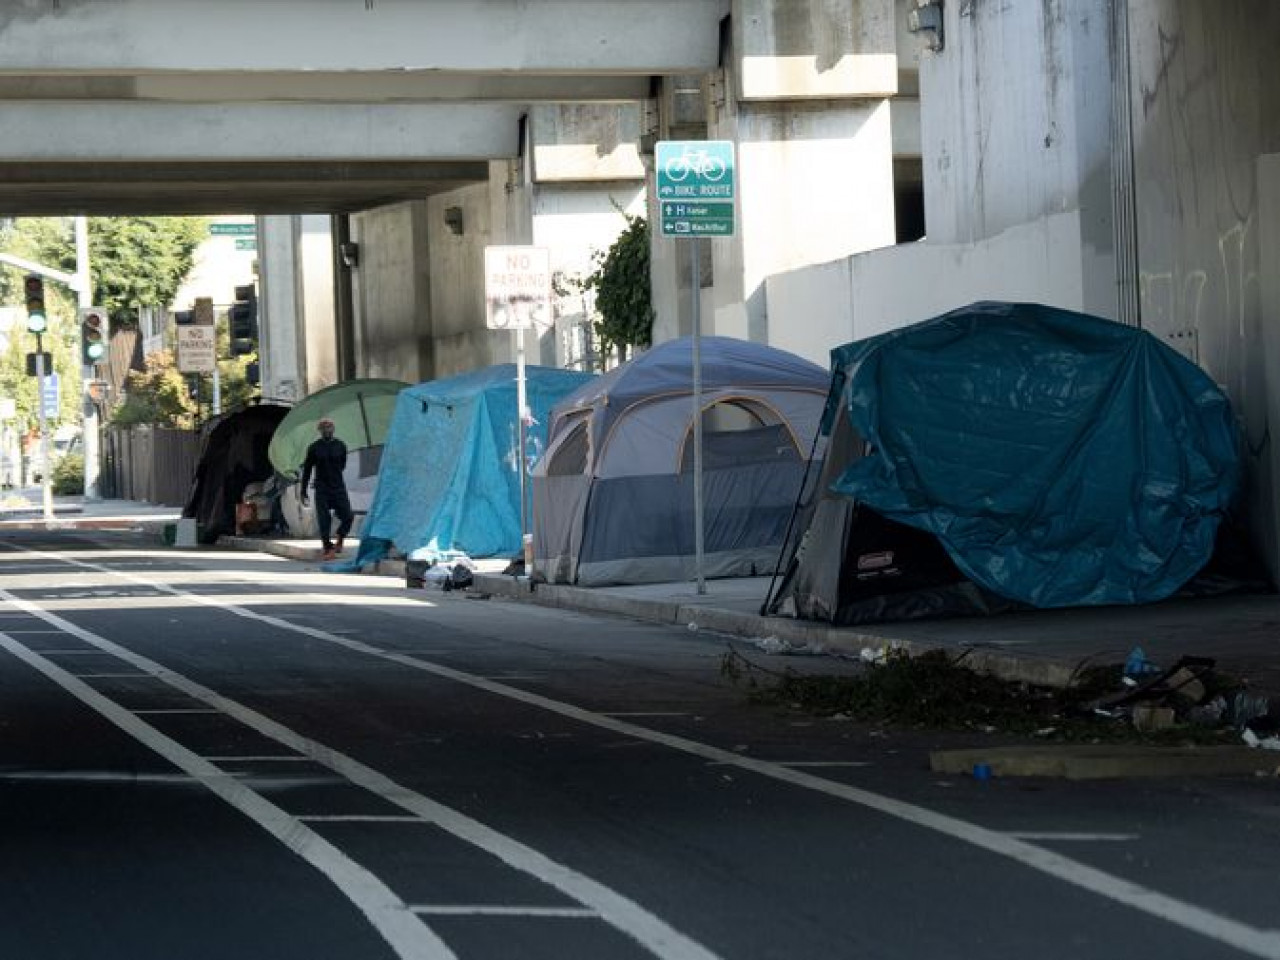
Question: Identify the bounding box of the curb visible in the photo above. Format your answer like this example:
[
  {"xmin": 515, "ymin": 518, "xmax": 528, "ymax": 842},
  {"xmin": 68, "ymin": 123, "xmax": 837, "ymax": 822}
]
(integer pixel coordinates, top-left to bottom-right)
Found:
[
  {"xmin": 472, "ymin": 573, "xmax": 1081, "ymax": 689},
  {"xmin": 930, "ymin": 744, "xmax": 1280, "ymax": 780},
  {"xmin": 219, "ymin": 536, "xmax": 406, "ymax": 579}
]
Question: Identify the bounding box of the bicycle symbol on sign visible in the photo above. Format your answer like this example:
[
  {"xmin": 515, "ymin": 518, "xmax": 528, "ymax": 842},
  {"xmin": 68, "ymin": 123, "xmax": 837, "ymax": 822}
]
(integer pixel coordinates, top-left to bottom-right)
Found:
[{"xmin": 663, "ymin": 146, "xmax": 728, "ymax": 183}]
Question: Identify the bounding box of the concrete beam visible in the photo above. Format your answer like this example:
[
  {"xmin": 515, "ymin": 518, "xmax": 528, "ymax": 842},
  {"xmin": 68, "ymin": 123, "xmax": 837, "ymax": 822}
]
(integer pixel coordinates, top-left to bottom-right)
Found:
[
  {"xmin": 0, "ymin": 0, "xmax": 727, "ymax": 74},
  {"xmin": 0, "ymin": 160, "xmax": 491, "ymax": 216},
  {"xmin": 0, "ymin": 73, "xmax": 654, "ymax": 103},
  {"xmin": 0, "ymin": 102, "xmax": 521, "ymax": 162}
]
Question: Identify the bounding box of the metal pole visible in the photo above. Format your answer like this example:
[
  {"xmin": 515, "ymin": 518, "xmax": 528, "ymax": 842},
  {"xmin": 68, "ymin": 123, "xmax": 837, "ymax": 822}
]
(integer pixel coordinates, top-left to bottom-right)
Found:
[
  {"xmin": 691, "ymin": 239, "xmax": 706, "ymax": 594},
  {"xmin": 515, "ymin": 325, "xmax": 530, "ymax": 564},
  {"xmin": 75, "ymin": 215, "xmax": 102, "ymax": 501},
  {"xmin": 212, "ymin": 367, "xmax": 222, "ymax": 417},
  {"xmin": 35, "ymin": 340, "xmax": 53, "ymax": 521}
]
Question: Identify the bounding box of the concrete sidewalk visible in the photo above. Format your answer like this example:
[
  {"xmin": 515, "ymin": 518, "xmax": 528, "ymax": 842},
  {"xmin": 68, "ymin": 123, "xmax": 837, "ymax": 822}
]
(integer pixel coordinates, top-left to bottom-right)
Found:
[
  {"xmin": 218, "ymin": 532, "xmax": 1280, "ymax": 699},
  {"xmin": 468, "ymin": 573, "xmax": 1280, "ymax": 700},
  {"xmin": 0, "ymin": 492, "xmax": 179, "ymax": 531}
]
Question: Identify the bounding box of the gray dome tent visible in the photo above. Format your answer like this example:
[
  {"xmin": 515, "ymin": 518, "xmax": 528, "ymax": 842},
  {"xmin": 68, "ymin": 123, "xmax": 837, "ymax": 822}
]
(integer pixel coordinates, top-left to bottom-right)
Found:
[{"xmin": 532, "ymin": 336, "xmax": 828, "ymax": 586}]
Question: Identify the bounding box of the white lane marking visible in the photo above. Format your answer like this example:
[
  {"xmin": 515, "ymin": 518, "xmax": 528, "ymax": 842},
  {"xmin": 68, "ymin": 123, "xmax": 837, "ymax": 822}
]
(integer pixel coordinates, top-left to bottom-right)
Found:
[
  {"xmin": 205, "ymin": 756, "xmax": 311, "ymax": 763},
  {"xmin": 72, "ymin": 673, "xmax": 149, "ymax": 679},
  {"xmin": 14, "ymin": 550, "xmax": 1280, "ymax": 960},
  {"xmin": 0, "ymin": 579, "xmax": 723, "ymax": 960},
  {"xmin": 300, "ymin": 815, "xmax": 426, "ymax": 823},
  {"xmin": 0, "ymin": 631, "xmax": 457, "ymax": 960},
  {"xmin": 1007, "ymin": 832, "xmax": 1141, "ymax": 843},
  {"xmin": 410, "ymin": 906, "xmax": 599, "ymax": 918},
  {"xmin": 27, "ymin": 648, "xmax": 105, "ymax": 653},
  {"xmin": 480, "ymin": 675, "xmax": 545, "ymax": 682},
  {"xmin": 706, "ymin": 760, "xmax": 872, "ymax": 769},
  {"xmin": 132, "ymin": 708, "xmax": 220, "ymax": 715}
]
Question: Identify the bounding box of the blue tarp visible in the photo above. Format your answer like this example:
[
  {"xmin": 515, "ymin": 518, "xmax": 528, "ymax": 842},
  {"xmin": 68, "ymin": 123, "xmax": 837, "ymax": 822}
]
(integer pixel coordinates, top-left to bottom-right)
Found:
[
  {"xmin": 349, "ymin": 364, "xmax": 594, "ymax": 568},
  {"xmin": 830, "ymin": 302, "xmax": 1240, "ymax": 608}
]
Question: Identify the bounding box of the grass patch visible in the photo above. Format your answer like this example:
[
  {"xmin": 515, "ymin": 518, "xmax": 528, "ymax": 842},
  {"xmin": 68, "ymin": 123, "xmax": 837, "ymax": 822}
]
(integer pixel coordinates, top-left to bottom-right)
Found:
[{"xmin": 721, "ymin": 647, "xmax": 1239, "ymax": 744}]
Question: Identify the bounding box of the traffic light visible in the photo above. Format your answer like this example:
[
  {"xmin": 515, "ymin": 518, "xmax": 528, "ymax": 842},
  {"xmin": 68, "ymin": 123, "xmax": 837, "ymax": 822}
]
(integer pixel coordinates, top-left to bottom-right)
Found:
[
  {"xmin": 80, "ymin": 307, "xmax": 109, "ymax": 365},
  {"xmin": 24, "ymin": 275, "xmax": 46, "ymax": 334},
  {"xmin": 229, "ymin": 283, "xmax": 258, "ymax": 357}
]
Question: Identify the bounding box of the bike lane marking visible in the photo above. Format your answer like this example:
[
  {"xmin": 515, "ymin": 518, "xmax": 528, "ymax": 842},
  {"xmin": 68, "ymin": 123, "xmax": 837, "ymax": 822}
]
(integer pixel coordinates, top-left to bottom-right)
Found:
[
  {"xmin": 11, "ymin": 545, "xmax": 1280, "ymax": 960},
  {"xmin": 0, "ymin": 628, "xmax": 457, "ymax": 960},
  {"xmin": 0, "ymin": 566, "xmax": 725, "ymax": 960}
]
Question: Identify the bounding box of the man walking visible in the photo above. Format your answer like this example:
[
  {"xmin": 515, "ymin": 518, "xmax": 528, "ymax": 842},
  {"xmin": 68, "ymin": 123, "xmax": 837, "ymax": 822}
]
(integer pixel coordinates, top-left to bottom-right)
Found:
[{"xmin": 300, "ymin": 417, "xmax": 353, "ymax": 561}]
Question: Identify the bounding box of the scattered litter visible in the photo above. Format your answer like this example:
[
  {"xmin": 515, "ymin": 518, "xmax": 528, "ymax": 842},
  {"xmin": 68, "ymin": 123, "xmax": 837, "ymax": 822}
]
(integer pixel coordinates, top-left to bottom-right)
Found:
[
  {"xmin": 752, "ymin": 636, "xmax": 828, "ymax": 657},
  {"xmin": 1242, "ymin": 729, "xmax": 1280, "ymax": 752},
  {"xmin": 687, "ymin": 622, "xmax": 699, "ymax": 632},
  {"xmin": 860, "ymin": 646, "xmax": 889, "ymax": 665},
  {"xmin": 1123, "ymin": 646, "xmax": 1160, "ymax": 680},
  {"xmin": 972, "ymin": 763, "xmax": 993, "ymax": 781},
  {"xmin": 405, "ymin": 554, "xmax": 476, "ymax": 592}
]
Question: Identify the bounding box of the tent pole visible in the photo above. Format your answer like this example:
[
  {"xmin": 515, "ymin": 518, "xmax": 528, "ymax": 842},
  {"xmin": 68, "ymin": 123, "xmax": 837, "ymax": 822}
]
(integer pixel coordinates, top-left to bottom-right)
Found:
[{"xmin": 692, "ymin": 238, "xmax": 706, "ymax": 595}]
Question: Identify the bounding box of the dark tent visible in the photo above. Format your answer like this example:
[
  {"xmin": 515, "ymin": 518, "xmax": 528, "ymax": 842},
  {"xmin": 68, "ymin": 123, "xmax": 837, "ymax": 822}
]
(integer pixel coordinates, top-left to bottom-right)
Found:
[
  {"xmin": 183, "ymin": 404, "xmax": 289, "ymax": 544},
  {"xmin": 766, "ymin": 302, "xmax": 1245, "ymax": 625}
]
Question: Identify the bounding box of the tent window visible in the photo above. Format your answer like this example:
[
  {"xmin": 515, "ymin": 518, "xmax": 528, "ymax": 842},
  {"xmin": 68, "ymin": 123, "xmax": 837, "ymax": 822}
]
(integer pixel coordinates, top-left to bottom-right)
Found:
[
  {"xmin": 679, "ymin": 400, "xmax": 801, "ymax": 472},
  {"xmin": 547, "ymin": 420, "xmax": 590, "ymax": 476}
]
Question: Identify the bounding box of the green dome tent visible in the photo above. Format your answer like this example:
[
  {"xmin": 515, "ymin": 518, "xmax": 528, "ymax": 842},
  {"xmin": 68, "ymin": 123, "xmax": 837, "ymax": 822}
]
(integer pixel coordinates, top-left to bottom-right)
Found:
[
  {"xmin": 268, "ymin": 378, "xmax": 407, "ymax": 479},
  {"xmin": 268, "ymin": 378, "xmax": 408, "ymax": 538}
]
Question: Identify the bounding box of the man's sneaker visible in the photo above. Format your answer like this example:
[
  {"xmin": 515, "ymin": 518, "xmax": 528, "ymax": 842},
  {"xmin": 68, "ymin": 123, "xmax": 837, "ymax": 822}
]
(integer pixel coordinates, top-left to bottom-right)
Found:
[
  {"xmin": 321, "ymin": 548, "xmax": 337, "ymax": 561},
  {"xmin": 335, "ymin": 537, "xmax": 345, "ymax": 554}
]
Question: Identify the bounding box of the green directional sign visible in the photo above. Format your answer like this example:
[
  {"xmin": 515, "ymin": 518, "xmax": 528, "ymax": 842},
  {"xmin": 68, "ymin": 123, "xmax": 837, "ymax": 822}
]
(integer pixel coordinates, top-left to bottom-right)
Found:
[
  {"xmin": 235, "ymin": 238, "xmax": 257, "ymax": 251},
  {"xmin": 210, "ymin": 223, "xmax": 256, "ymax": 237},
  {"xmin": 656, "ymin": 140, "xmax": 736, "ymax": 238}
]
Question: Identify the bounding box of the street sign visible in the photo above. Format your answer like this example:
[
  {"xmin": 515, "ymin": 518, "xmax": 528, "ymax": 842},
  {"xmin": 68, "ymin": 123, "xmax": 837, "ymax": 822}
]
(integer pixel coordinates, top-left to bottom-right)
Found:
[
  {"xmin": 40, "ymin": 373, "xmax": 58, "ymax": 417},
  {"xmin": 210, "ymin": 223, "xmax": 255, "ymax": 237},
  {"xmin": 193, "ymin": 297, "xmax": 215, "ymax": 325},
  {"xmin": 25, "ymin": 351, "xmax": 52, "ymax": 377},
  {"xmin": 484, "ymin": 246, "xmax": 552, "ymax": 331},
  {"xmin": 235, "ymin": 238, "xmax": 257, "ymax": 251},
  {"xmin": 176, "ymin": 325, "xmax": 217, "ymax": 374},
  {"xmin": 656, "ymin": 140, "xmax": 736, "ymax": 238}
]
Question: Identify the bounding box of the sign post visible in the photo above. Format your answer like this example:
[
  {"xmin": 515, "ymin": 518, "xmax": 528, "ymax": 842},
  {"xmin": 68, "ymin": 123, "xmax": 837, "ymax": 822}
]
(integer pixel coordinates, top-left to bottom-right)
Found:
[
  {"xmin": 656, "ymin": 140, "xmax": 737, "ymax": 594},
  {"xmin": 484, "ymin": 246, "xmax": 552, "ymax": 564}
]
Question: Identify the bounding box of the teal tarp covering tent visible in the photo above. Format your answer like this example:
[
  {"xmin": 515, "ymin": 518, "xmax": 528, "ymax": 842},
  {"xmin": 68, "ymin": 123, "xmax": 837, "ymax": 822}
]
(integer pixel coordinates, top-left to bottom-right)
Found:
[
  {"xmin": 767, "ymin": 302, "xmax": 1243, "ymax": 624},
  {"xmin": 349, "ymin": 364, "xmax": 594, "ymax": 567}
]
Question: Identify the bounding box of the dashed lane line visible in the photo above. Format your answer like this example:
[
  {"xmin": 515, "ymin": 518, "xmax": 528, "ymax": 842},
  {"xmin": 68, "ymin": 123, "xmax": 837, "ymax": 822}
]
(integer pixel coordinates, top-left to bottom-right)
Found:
[
  {"xmin": 0, "ymin": 574, "xmax": 725, "ymax": 960},
  {"xmin": 0, "ymin": 630, "xmax": 457, "ymax": 960},
  {"xmin": 9, "ymin": 546, "xmax": 1280, "ymax": 960}
]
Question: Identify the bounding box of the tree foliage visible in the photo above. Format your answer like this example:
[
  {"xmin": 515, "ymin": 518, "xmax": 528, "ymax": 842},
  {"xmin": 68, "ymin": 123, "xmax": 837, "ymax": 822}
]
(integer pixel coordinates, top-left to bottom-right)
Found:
[
  {"xmin": 108, "ymin": 350, "xmax": 197, "ymax": 428},
  {"xmin": 583, "ymin": 214, "xmax": 653, "ymax": 356}
]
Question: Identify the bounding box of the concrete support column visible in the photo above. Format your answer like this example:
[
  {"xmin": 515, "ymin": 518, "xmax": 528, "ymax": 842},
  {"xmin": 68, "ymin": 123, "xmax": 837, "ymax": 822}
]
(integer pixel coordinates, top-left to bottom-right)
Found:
[
  {"xmin": 298, "ymin": 215, "xmax": 338, "ymax": 391},
  {"xmin": 1256, "ymin": 154, "xmax": 1280, "ymax": 582},
  {"xmin": 258, "ymin": 215, "xmax": 339, "ymax": 400},
  {"xmin": 651, "ymin": 0, "xmax": 899, "ymax": 347},
  {"xmin": 257, "ymin": 215, "xmax": 303, "ymax": 402}
]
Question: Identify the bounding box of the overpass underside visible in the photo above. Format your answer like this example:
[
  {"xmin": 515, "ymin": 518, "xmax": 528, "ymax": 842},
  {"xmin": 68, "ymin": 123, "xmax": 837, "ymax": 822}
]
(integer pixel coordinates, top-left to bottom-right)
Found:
[{"xmin": 0, "ymin": 0, "xmax": 727, "ymax": 216}]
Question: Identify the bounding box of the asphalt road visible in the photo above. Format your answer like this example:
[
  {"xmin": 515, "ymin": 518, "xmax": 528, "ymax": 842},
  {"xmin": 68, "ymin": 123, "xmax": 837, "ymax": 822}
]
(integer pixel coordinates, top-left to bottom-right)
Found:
[{"xmin": 0, "ymin": 530, "xmax": 1277, "ymax": 960}]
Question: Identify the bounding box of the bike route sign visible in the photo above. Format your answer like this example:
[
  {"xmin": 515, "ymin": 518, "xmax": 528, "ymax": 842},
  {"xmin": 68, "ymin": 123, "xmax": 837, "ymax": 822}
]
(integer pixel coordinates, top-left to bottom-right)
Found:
[{"xmin": 656, "ymin": 140, "xmax": 736, "ymax": 237}]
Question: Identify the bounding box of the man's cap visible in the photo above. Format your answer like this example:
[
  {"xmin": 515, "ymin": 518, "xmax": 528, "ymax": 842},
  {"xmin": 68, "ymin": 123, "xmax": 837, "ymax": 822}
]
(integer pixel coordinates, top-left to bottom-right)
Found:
[{"xmin": 317, "ymin": 417, "xmax": 335, "ymax": 428}]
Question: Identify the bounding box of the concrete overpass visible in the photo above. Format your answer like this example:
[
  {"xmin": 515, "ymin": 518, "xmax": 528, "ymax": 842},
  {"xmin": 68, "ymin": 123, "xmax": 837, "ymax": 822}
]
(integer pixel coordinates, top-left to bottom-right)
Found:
[
  {"xmin": 0, "ymin": 0, "xmax": 726, "ymax": 215},
  {"xmin": 1, "ymin": 0, "xmax": 915, "ymax": 427}
]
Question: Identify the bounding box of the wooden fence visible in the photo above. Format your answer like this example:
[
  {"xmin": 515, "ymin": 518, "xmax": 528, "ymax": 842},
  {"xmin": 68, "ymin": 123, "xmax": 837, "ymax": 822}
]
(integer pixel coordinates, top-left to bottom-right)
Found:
[{"xmin": 101, "ymin": 424, "xmax": 200, "ymax": 507}]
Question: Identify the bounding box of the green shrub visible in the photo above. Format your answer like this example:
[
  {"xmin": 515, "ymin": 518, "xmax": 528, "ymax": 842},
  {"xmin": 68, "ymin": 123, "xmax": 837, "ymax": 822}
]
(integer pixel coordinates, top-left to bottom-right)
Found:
[{"xmin": 52, "ymin": 453, "xmax": 84, "ymax": 496}]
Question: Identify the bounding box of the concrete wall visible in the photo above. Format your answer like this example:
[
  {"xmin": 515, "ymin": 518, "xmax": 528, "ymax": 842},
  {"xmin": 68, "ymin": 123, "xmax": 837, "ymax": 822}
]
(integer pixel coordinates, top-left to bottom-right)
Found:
[
  {"xmin": 767, "ymin": 210, "xmax": 1093, "ymax": 365},
  {"xmin": 533, "ymin": 182, "xmax": 645, "ymax": 368},
  {"xmin": 349, "ymin": 201, "xmax": 433, "ymax": 384},
  {"xmin": 1128, "ymin": 1, "xmax": 1280, "ymax": 577}
]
